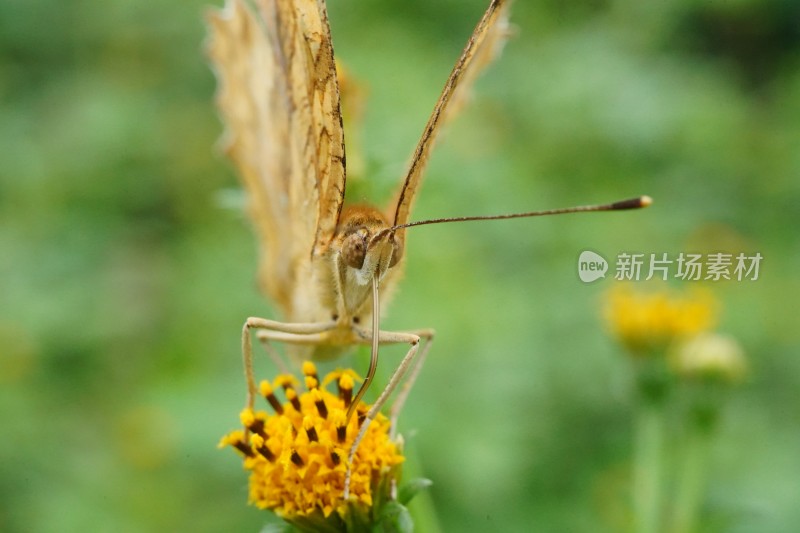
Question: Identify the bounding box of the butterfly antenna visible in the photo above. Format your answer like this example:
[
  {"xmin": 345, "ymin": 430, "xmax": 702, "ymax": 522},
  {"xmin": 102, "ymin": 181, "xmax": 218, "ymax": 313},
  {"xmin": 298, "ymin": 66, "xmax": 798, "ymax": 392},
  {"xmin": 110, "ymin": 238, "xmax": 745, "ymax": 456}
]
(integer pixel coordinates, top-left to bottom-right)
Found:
[
  {"xmin": 346, "ymin": 275, "xmax": 381, "ymax": 423},
  {"xmin": 392, "ymin": 195, "xmax": 652, "ymax": 231}
]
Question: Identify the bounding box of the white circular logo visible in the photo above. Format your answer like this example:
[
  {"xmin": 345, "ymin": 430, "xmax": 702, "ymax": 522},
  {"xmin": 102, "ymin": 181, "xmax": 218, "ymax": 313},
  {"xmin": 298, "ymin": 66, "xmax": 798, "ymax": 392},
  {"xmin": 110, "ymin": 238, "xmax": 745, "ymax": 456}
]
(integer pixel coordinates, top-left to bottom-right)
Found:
[{"xmin": 578, "ymin": 251, "xmax": 608, "ymax": 283}]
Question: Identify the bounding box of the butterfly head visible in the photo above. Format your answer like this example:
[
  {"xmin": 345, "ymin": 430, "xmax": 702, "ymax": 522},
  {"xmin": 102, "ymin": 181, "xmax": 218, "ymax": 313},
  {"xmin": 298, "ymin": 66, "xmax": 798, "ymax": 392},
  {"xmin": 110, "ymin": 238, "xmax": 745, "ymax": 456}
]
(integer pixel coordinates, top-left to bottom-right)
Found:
[{"xmin": 337, "ymin": 206, "xmax": 403, "ymax": 287}]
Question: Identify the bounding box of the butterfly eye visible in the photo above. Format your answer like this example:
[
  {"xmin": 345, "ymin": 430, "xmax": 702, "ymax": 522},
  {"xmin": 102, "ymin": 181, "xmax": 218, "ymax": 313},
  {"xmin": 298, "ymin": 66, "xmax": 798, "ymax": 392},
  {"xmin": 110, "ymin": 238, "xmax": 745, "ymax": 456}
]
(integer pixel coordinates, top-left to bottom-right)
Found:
[
  {"xmin": 389, "ymin": 237, "xmax": 403, "ymax": 268},
  {"xmin": 342, "ymin": 230, "xmax": 367, "ymax": 269}
]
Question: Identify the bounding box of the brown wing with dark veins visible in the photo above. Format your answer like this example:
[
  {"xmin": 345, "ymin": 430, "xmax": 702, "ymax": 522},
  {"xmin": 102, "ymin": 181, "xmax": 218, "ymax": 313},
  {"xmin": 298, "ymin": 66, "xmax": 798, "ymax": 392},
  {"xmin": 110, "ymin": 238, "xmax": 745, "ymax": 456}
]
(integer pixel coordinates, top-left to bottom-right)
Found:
[
  {"xmin": 207, "ymin": 0, "xmax": 346, "ymax": 314},
  {"xmin": 390, "ymin": 0, "xmax": 512, "ymax": 232}
]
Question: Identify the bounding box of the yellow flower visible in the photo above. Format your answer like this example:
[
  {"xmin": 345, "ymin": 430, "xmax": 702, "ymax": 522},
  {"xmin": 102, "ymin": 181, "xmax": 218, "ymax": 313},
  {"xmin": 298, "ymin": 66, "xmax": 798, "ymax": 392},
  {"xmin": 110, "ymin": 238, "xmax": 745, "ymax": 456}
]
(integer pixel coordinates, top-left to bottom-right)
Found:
[
  {"xmin": 604, "ymin": 284, "xmax": 717, "ymax": 355},
  {"xmin": 671, "ymin": 333, "xmax": 747, "ymax": 384},
  {"xmin": 219, "ymin": 362, "xmax": 404, "ymax": 526}
]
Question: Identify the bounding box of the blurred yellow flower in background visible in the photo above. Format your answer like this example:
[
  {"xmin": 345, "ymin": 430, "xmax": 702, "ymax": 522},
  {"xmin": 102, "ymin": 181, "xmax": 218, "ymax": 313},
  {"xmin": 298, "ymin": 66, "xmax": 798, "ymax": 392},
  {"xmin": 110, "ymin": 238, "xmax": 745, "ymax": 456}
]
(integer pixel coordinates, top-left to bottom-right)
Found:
[
  {"xmin": 604, "ymin": 284, "xmax": 718, "ymax": 355},
  {"xmin": 602, "ymin": 282, "xmax": 749, "ymax": 533}
]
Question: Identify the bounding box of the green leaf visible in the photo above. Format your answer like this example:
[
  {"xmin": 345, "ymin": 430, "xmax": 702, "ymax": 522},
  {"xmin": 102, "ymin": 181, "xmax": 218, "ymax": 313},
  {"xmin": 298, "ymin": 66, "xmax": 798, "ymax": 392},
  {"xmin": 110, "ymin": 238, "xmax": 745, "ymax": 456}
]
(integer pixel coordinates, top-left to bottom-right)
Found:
[
  {"xmin": 344, "ymin": 501, "xmax": 374, "ymax": 533},
  {"xmin": 397, "ymin": 478, "xmax": 433, "ymax": 506},
  {"xmin": 375, "ymin": 501, "xmax": 413, "ymax": 533}
]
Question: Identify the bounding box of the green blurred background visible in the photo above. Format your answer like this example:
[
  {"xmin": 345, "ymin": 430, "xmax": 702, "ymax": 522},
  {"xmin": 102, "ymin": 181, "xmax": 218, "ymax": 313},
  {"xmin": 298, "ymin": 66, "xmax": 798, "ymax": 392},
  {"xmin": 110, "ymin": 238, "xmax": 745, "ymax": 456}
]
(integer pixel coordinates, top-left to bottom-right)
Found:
[{"xmin": 1, "ymin": 0, "xmax": 799, "ymax": 531}]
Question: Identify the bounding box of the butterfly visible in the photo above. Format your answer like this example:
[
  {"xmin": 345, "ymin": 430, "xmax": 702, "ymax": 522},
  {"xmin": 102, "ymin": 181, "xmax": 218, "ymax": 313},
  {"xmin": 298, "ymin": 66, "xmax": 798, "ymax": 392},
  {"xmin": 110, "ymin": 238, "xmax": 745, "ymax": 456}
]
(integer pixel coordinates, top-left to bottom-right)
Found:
[{"xmin": 207, "ymin": 0, "xmax": 649, "ymax": 497}]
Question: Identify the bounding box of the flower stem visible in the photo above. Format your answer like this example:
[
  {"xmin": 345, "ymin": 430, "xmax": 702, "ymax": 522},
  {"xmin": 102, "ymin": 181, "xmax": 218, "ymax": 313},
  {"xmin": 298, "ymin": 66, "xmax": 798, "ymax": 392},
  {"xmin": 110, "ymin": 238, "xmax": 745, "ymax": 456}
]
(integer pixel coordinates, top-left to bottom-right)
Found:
[
  {"xmin": 672, "ymin": 416, "xmax": 710, "ymax": 533},
  {"xmin": 634, "ymin": 402, "xmax": 665, "ymax": 533}
]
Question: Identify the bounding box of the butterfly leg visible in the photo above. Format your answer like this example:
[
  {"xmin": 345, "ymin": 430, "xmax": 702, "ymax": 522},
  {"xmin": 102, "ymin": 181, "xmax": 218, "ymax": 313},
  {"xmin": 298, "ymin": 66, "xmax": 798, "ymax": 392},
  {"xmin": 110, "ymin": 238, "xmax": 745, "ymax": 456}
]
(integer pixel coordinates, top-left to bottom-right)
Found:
[
  {"xmin": 387, "ymin": 328, "xmax": 434, "ymax": 439},
  {"xmin": 242, "ymin": 317, "xmax": 337, "ymax": 410},
  {"xmin": 343, "ymin": 328, "xmax": 433, "ymax": 500},
  {"xmin": 255, "ymin": 332, "xmax": 291, "ymax": 374}
]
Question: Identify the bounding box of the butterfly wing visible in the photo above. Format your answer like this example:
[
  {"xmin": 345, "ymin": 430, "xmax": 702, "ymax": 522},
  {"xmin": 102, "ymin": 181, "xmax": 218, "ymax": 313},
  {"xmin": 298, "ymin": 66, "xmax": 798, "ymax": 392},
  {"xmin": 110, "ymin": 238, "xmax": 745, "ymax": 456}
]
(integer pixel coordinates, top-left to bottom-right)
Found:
[
  {"xmin": 390, "ymin": 0, "xmax": 512, "ymax": 230},
  {"xmin": 208, "ymin": 0, "xmax": 346, "ymax": 313}
]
